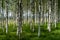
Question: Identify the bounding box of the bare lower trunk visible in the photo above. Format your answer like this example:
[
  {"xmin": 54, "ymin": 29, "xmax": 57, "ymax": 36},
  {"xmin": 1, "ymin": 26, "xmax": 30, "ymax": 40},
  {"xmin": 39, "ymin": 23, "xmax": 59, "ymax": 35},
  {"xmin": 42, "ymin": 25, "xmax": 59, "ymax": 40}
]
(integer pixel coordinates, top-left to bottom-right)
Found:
[{"xmin": 38, "ymin": 24, "xmax": 40, "ymax": 37}]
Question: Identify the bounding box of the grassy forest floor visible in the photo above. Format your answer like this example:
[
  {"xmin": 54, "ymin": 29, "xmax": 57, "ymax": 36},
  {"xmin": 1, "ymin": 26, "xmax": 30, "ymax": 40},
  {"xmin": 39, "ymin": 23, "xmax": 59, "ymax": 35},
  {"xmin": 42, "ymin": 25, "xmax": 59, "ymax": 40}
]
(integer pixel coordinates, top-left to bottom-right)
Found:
[{"xmin": 0, "ymin": 22, "xmax": 60, "ymax": 40}]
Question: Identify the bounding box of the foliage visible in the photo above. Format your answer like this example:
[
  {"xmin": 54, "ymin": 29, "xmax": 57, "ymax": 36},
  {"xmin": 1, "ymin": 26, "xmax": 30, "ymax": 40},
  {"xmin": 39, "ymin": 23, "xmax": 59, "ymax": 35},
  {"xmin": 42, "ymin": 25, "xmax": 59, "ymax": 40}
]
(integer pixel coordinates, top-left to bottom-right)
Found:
[{"xmin": 0, "ymin": 22, "xmax": 60, "ymax": 40}]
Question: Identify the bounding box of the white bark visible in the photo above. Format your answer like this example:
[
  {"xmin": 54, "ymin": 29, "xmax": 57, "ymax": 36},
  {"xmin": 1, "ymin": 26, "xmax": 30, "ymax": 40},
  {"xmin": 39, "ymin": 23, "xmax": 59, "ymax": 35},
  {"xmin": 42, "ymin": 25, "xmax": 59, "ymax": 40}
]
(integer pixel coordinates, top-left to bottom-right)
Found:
[
  {"xmin": 35, "ymin": 2, "xmax": 36, "ymax": 25},
  {"xmin": 38, "ymin": 0, "xmax": 41, "ymax": 37},
  {"xmin": 2, "ymin": 0, "xmax": 4, "ymax": 32},
  {"xmin": 41, "ymin": 1, "xmax": 43, "ymax": 25},
  {"xmin": 47, "ymin": 0, "xmax": 51, "ymax": 32},
  {"xmin": 30, "ymin": 0, "xmax": 32, "ymax": 30},
  {"xmin": 27, "ymin": 0, "xmax": 28, "ymax": 23},
  {"xmin": 54, "ymin": 0, "xmax": 58, "ymax": 28},
  {"xmin": 38, "ymin": 25, "xmax": 40, "ymax": 37},
  {"xmin": 30, "ymin": 0, "xmax": 35, "ymax": 32},
  {"xmin": 5, "ymin": 0, "xmax": 8, "ymax": 33}
]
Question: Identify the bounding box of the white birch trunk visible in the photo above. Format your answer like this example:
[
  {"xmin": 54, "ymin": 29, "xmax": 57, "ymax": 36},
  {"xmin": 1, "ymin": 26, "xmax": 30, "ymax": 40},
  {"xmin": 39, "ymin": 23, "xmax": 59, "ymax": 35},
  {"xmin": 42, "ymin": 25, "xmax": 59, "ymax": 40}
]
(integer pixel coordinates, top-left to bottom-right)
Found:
[
  {"xmin": 38, "ymin": 5, "xmax": 40, "ymax": 37},
  {"xmin": 30, "ymin": 0, "xmax": 35, "ymax": 32},
  {"xmin": 5, "ymin": 0, "xmax": 8, "ymax": 33},
  {"xmin": 54, "ymin": 0, "xmax": 58, "ymax": 28},
  {"xmin": 35, "ymin": 2, "xmax": 36, "ymax": 25},
  {"xmin": 47, "ymin": 0, "xmax": 51, "ymax": 32},
  {"xmin": 2, "ymin": 0, "xmax": 4, "ymax": 32}
]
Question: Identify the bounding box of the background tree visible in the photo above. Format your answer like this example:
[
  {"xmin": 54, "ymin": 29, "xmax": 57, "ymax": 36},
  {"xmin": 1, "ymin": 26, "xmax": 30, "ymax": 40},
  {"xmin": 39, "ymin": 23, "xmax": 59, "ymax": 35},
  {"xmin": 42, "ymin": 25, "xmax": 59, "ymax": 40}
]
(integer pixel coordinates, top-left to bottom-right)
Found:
[
  {"xmin": 1, "ymin": 0, "xmax": 4, "ymax": 32},
  {"xmin": 38, "ymin": 0, "xmax": 41, "ymax": 37},
  {"xmin": 47, "ymin": 0, "xmax": 51, "ymax": 32},
  {"xmin": 5, "ymin": 0, "xmax": 9, "ymax": 33},
  {"xmin": 17, "ymin": 0, "xmax": 23, "ymax": 39},
  {"xmin": 30, "ymin": 0, "xmax": 35, "ymax": 32}
]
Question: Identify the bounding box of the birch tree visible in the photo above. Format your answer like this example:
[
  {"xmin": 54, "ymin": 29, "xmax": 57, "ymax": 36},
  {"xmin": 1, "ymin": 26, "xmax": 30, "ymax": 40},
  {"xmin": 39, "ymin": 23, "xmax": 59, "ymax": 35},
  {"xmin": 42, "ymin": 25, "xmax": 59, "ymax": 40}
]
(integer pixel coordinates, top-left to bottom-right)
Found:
[
  {"xmin": 47, "ymin": 0, "xmax": 51, "ymax": 32},
  {"xmin": 5, "ymin": 0, "xmax": 9, "ymax": 33},
  {"xmin": 0, "ymin": 0, "xmax": 2, "ymax": 29},
  {"xmin": 54, "ymin": 0, "xmax": 58, "ymax": 28},
  {"xmin": 30, "ymin": 0, "xmax": 32, "ymax": 30},
  {"xmin": 27, "ymin": 0, "xmax": 28, "ymax": 23},
  {"xmin": 30, "ymin": 0, "xmax": 35, "ymax": 32},
  {"xmin": 51, "ymin": 0, "xmax": 54, "ymax": 27},
  {"xmin": 35, "ymin": 0, "xmax": 37, "ymax": 25},
  {"xmin": 40, "ymin": 0, "xmax": 43, "ymax": 25},
  {"xmin": 38, "ymin": 0, "xmax": 41, "ymax": 37},
  {"xmin": 17, "ymin": 0, "xmax": 23, "ymax": 39},
  {"xmin": 2, "ymin": 0, "xmax": 5, "ymax": 32}
]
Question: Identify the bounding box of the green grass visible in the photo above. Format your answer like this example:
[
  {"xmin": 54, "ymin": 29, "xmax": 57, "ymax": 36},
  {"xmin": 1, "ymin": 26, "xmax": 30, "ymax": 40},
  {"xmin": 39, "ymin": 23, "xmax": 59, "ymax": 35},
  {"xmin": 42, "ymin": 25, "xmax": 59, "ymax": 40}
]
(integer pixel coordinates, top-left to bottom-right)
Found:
[{"xmin": 0, "ymin": 22, "xmax": 60, "ymax": 40}]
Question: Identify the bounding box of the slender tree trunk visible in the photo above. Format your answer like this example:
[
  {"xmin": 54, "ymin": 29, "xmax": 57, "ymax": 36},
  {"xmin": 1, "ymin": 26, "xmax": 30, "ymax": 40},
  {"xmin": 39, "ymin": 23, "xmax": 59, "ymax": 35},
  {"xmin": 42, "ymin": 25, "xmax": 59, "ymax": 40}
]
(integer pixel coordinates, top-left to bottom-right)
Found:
[
  {"xmin": 51, "ymin": 0, "xmax": 54, "ymax": 27},
  {"xmin": 27, "ymin": 0, "xmax": 28, "ymax": 23},
  {"xmin": 2, "ymin": 0, "xmax": 4, "ymax": 32},
  {"xmin": 0, "ymin": 5, "xmax": 1, "ymax": 28},
  {"xmin": 47, "ymin": 0, "xmax": 51, "ymax": 32},
  {"xmin": 17, "ymin": 0, "xmax": 23, "ymax": 39},
  {"xmin": 38, "ymin": 0, "xmax": 41, "ymax": 37},
  {"xmin": 35, "ymin": 2, "xmax": 36, "ymax": 25},
  {"xmin": 40, "ymin": 0, "xmax": 43, "ymax": 25},
  {"xmin": 30, "ymin": 0, "xmax": 32, "ymax": 30},
  {"xmin": 16, "ymin": 0, "xmax": 19, "ymax": 35},
  {"xmin": 54, "ymin": 0, "xmax": 58, "ymax": 28},
  {"xmin": 42, "ymin": 1, "xmax": 44, "ymax": 24},
  {"xmin": 15, "ymin": 3, "xmax": 17, "ymax": 28},
  {"xmin": 5, "ymin": 0, "xmax": 8, "ymax": 33},
  {"xmin": 44, "ymin": 2, "xmax": 47, "ymax": 24},
  {"xmin": 30, "ymin": 0, "xmax": 35, "ymax": 32}
]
